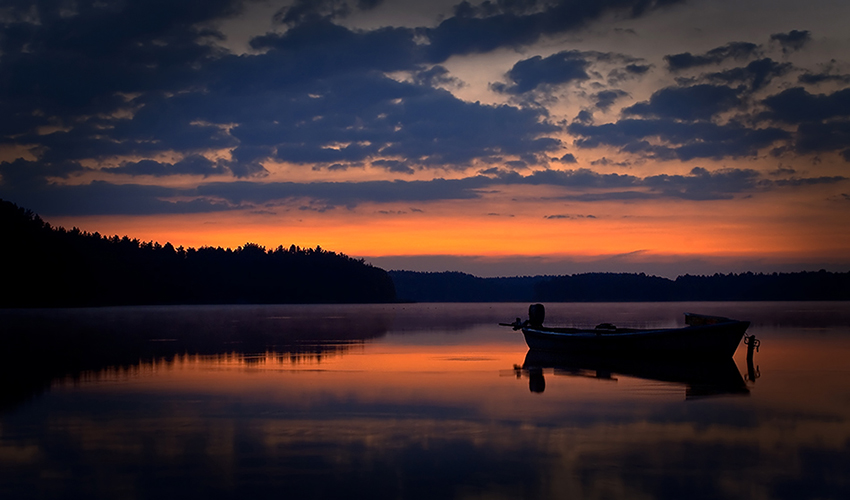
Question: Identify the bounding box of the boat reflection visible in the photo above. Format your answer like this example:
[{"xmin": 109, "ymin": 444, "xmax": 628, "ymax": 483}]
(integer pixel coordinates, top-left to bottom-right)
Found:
[{"xmin": 516, "ymin": 349, "xmax": 751, "ymax": 399}]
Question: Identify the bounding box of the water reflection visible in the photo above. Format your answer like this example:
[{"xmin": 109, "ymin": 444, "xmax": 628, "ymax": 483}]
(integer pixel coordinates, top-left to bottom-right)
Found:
[
  {"xmin": 517, "ymin": 349, "xmax": 751, "ymax": 398},
  {"xmin": 0, "ymin": 302, "xmax": 849, "ymax": 500},
  {"xmin": 0, "ymin": 305, "xmax": 393, "ymax": 411}
]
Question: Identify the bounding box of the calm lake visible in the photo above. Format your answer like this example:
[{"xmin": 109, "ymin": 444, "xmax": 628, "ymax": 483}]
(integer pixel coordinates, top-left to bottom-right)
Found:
[{"xmin": 1, "ymin": 302, "xmax": 849, "ymax": 499}]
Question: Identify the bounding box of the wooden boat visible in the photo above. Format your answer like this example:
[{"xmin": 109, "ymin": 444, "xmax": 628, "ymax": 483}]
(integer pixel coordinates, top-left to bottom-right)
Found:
[{"xmin": 501, "ymin": 304, "xmax": 750, "ymax": 358}]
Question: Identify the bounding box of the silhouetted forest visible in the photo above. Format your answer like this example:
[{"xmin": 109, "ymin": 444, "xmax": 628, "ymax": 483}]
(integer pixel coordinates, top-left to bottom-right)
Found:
[
  {"xmin": 390, "ymin": 270, "xmax": 850, "ymax": 302},
  {"xmin": 1, "ymin": 200, "xmax": 396, "ymax": 307}
]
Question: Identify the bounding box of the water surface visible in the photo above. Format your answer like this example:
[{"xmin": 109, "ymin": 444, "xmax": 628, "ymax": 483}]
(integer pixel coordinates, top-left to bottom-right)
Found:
[{"xmin": 1, "ymin": 302, "xmax": 849, "ymax": 499}]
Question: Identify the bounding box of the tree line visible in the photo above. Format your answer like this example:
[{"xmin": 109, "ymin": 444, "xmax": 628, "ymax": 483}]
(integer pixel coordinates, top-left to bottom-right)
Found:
[
  {"xmin": 1, "ymin": 200, "xmax": 396, "ymax": 307},
  {"xmin": 390, "ymin": 269, "xmax": 850, "ymax": 302}
]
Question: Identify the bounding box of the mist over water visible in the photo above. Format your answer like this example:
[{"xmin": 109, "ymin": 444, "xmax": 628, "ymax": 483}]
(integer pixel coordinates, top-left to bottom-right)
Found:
[{"xmin": 1, "ymin": 302, "xmax": 849, "ymax": 499}]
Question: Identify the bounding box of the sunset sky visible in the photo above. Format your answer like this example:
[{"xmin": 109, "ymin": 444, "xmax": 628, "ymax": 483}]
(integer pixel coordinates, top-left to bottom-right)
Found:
[{"xmin": 1, "ymin": 0, "xmax": 849, "ymax": 277}]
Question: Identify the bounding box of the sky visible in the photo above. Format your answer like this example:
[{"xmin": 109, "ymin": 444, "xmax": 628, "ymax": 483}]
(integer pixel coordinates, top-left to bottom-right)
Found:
[{"xmin": 1, "ymin": 0, "xmax": 849, "ymax": 277}]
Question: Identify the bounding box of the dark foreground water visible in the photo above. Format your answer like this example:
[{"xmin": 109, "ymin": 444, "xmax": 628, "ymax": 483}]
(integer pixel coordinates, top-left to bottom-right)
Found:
[{"xmin": 1, "ymin": 302, "xmax": 849, "ymax": 500}]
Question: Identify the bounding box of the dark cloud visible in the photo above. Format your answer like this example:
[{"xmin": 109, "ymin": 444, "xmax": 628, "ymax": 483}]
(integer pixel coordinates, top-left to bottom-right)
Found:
[
  {"xmin": 0, "ymin": 0, "xmax": 243, "ymax": 126},
  {"xmin": 0, "ymin": 180, "xmax": 232, "ymax": 216},
  {"xmin": 769, "ymin": 166, "xmax": 797, "ymax": 176},
  {"xmin": 757, "ymin": 87, "xmax": 850, "ymax": 157},
  {"xmin": 372, "ymin": 159, "xmax": 415, "ymax": 174},
  {"xmin": 544, "ymin": 214, "xmax": 597, "ymax": 219},
  {"xmin": 111, "ymin": 155, "xmax": 229, "ymax": 177},
  {"xmin": 492, "ymin": 50, "xmax": 592, "ymax": 94},
  {"xmin": 608, "ymin": 63, "xmax": 652, "ymax": 83},
  {"xmin": 624, "ymin": 63, "xmax": 651, "ymax": 75},
  {"xmin": 769, "ymin": 175, "xmax": 847, "ymax": 186},
  {"xmin": 558, "ymin": 153, "xmax": 578, "ymax": 163},
  {"xmin": 770, "ymin": 30, "xmax": 811, "ymax": 54},
  {"xmin": 195, "ymin": 177, "xmax": 492, "ymax": 208},
  {"xmin": 0, "ymin": 158, "xmax": 89, "ymax": 188},
  {"xmin": 664, "ymin": 42, "xmax": 759, "ymax": 71},
  {"xmin": 5, "ymin": 165, "xmax": 842, "ymax": 217},
  {"xmin": 578, "ymin": 61, "xmax": 849, "ymax": 163},
  {"xmin": 761, "ymin": 87, "xmax": 850, "ymax": 124},
  {"xmin": 622, "ymin": 84, "xmax": 741, "ymax": 121},
  {"xmin": 798, "ymin": 72, "xmax": 850, "ymax": 85},
  {"xmin": 424, "ymin": 0, "xmax": 686, "ymax": 63},
  {"xmin": 590, "ymin": 157, "xmax": 630, "ymax": 167},
  {"xmin": 794, "ymin": 120, "xmax": 850, "ymax": 155},
  {"xmin": 640, "ymin": 166, "xmax": 759, "ymax": 200},
  {"xmin": 704, "ymin": 58, "xmax": 791, "ymax": 91},
  {"xmin": 491, "ymin": 167, "xmax": 639, "ymax": 189},
  {"xmin": 568, "ymin": 118, "xmax": 789, "ymax": 161},
  {"xmin": 574, "ymin": 110, "xmax": 594, "ymax": 124},
  {"xmin": 493, "ymin": 49, "xmax": 647, "ymax": 96},
  {"xmin": 593, "ymin": 89, "xmax": 629, "ymax": 111},
  {"xmin": 274, "ymin": 0, "xmax": 359, "ymax": 26},
  {"xmin": 1, "ymin": 1, "xmax": 845, "ymax": 213},
  {"xmin": 248, "ymin": 19, "xmax": 418, "ymax": 74},
  {"xmin": 2, "ymin": 11, "xmax": 565, "ymax": 180},
  {"xmin": 414, "ymin": 65, "xmax": 463, "ymax": 88}
]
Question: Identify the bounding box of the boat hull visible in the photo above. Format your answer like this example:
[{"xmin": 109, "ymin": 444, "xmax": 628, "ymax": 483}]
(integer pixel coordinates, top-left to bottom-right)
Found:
[{"xmin": 521, "ymin": 320, "xmax": 750, "ymax": 358}]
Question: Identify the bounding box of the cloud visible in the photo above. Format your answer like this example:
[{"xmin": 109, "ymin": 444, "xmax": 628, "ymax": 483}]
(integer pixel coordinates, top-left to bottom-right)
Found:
[
  {"xmin": 372, "ymin": 159, "xmax": 415, "ymax": 174},
  {"xmin": 274, "ymin": 0, "xmax": 354, "ymax": 25},
  {"xmin": 590, "ymin": 157, "xmax": 631, "ymax": 167},
  {"xmin": 622, "ymin": 84, "xmax": 741, "ymax": 121},
  {"xmin": 664, "ymin": 42, "xmax": 759, "ymax": 71},
  {"xmin": 704, "ymin": 58, "xmax": 791, "ymax": 91},
  {"xmin": 794, "ymin": 120, "xmax": 850, "ymax": 155},
  {"xmin": 544, "ymin": 214, "xmax": 597, "ymax": 219},
  {"xmin": 0, "ymin": 158, "xmax": 89, "ymax": 188},
  {"xmin": 424, "ymin": 0, "xmax": 685, "ymax": 63},
  {"xmin": 492, "ymin": 50, "xmax": 592, "ymax": 94},
  {"xmin": 413, "ymin": 65, "xmax": 464, "ymax": 88},
  {"xmin": 5, "ymin": 165, "xmax": 843, "ymax": 217},
  {"xmin": 558, "ymin": 153, "xmax": 578, "ymax": 163},
  {"xmin": 493, "ymin": 50, "xmax": 647, "ymax": 98},
  {"xmin": 770, "ymin": 30, "xmax": 811, "ymax": 54},
  {"xmin": 607, "ymin": 63, "xmax": 652, "ymax": 84},
  {"xmin": 593, "ymin": 90, "xmax": 629, "ymax": 111},
  {"xmin": 641, "ymin": 166, "xmax": 760, "ymax": 200},
  {"xmin": 0, "ymin": 0, "xmax": 244, "ymax": 129},
  {"xmin": 0, "ymin": 180, "xmax": 232, "ymax": 216},
  {"xmin": 3, "ymin": 12, "xmax": 569, "ymax": 178},
  {"xmin": 798, "ymin": 72, "xmax": 850, "ymax": 85},
  {"xmin": 110, "ymin": 155, "xmax": 229, "ymax": 177},
  {"xmin": 568, "ymin": 118, "xmax": 789, "ymax": 161},
  {"xmin": 761, "ymin": 87, "xmax": 850, "ymax": 124},
  {"xmin": 756, "ymin": 87, "xmax": 850, "ymax": 156},
  {"xmin": 1, "ymin": 2, "xmax": 846, "ymax": 204}
]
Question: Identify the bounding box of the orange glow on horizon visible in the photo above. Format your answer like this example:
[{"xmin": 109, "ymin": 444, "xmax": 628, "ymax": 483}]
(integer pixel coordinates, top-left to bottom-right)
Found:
[{"xmin": 46, "ymin": 189, "xmax": 850, "ymax": 268}]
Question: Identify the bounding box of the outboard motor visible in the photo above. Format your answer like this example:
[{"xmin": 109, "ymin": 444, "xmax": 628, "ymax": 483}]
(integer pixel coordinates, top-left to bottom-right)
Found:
[{"xmin": 528, "ymin": 303, "xmax": 545, "ymax": 328}]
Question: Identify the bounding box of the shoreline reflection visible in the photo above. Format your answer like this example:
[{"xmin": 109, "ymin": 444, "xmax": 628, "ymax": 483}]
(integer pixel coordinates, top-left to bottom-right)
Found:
[{"xmin": 0, "ymin": 305, "xmax": 393, "ymax": 412}]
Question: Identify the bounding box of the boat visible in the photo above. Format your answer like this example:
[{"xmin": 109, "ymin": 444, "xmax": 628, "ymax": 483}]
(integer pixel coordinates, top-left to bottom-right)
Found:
[{"xmin": 501, "ymin": 304, "xmax": 750, "ymax": 358}]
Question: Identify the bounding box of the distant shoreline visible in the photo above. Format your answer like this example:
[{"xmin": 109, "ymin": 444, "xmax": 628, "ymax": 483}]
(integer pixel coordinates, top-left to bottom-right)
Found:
[
  {"xmin": 388, "ymin": 270, "xmax": 850, "ymax": 303},
  {"xmin": 3, "ymin": 199, "xmax": 848, "ymax": 307}
]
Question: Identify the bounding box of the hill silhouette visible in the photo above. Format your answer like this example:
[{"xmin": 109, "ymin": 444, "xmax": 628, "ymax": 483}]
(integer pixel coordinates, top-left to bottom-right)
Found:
[{"xmin": 1, "ymin": 200, "xmax": 396, "ymax": 307}]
